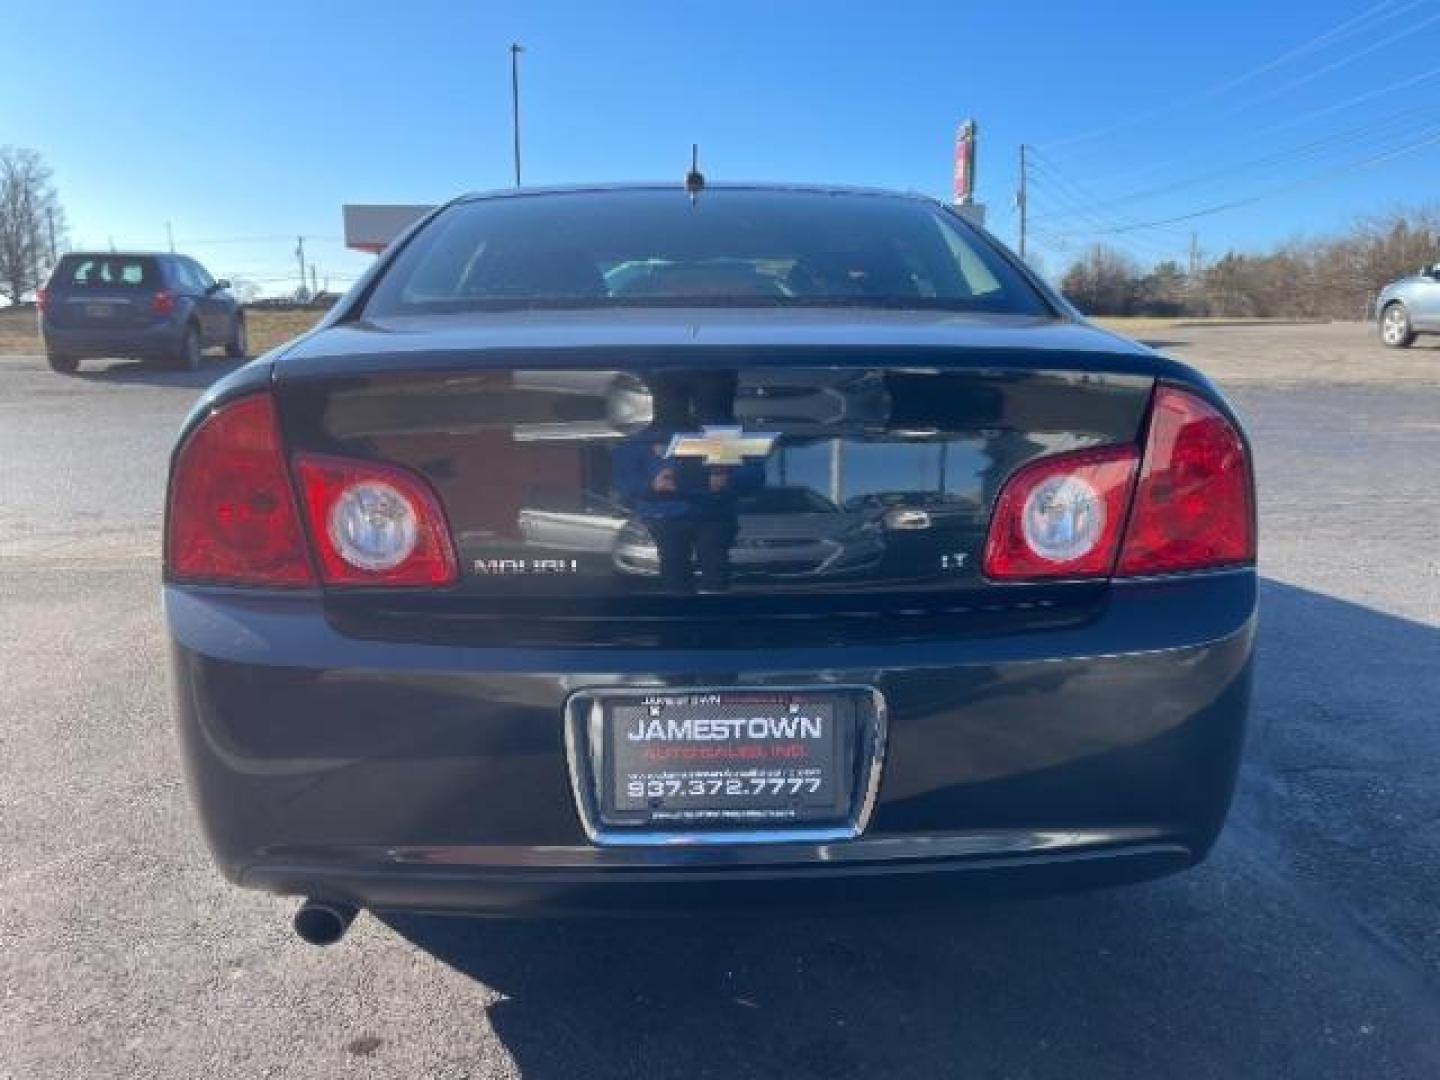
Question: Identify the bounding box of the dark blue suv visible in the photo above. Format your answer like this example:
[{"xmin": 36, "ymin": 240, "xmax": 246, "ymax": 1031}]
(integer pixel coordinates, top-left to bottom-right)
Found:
[{"xmin": 38, "ymin": 252, "xmax": 246, "ymax": 373}]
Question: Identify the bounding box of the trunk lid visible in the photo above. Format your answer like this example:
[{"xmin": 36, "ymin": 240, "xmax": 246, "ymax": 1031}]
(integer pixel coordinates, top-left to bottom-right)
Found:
[{"xmin": 273, "ymin": 311, "xmax": 1163, "ymax": 629}]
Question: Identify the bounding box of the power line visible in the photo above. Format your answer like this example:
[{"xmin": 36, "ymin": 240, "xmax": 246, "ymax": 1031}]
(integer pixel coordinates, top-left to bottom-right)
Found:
[
  {"xmin": 1023, "ymin": 165, "xmax": 1195, "ymax": 266},
  {"xmin": 1037, "ymin": 0, "xmax": 1424, "ymax": 153},
  {"xmin": 1197, "ymin": 0, "xmax": 1426, "ymax": 100},
  {"xmin": 1026, "ymin": 184, "xmax": 1190, "ymax": 256},
  {"xmin": 1027, "ymin": 219, "xmax": 1190, "ymax": 267},
  {"xmin": 178, "ymin": 234, "xmax": 300, "ymax": 245},
  {"xmin": 1025, "ymin": 154, "xmax": 1193, "ymax": 243},
  {"xmin": 1048, "ymin": 126, "xmax": 1440, "ymax": 237},
  {"xmin": 1025, "ymin": 208, "xmax": 1194, "ymax": 271},
  {"xmin": 1030, "ymin": 99, "xmax": 1440, "ymax": 225},
  {"xmin": 1027, "ymin": 225, "xmax": 1191, "ymax": 267},
  {"xmin": 1258, "ymin": 63, "xmax": 1440, "ymax": 136},
  {"xmin": 1027, "ymin": 172, "xmax": 1188, "ymax": 243},
  {"xmin": 1229, "ymin": 7, "xmax": 1440, "ymax": 112},
  {"xmin": 231, "ymin": 273, "xmax": 360, "ymax": 284},
  {"xmin": 130, "ymin": 233, "xmax": 348, "ymax": 246},
  {"xmin": 1044, "ymin": 63, "xmax": 1440, "ymax": 195}
]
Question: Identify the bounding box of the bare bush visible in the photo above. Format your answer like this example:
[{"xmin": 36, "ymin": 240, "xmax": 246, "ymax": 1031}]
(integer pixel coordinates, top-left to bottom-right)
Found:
[{"xmin": 1060, "ymin": 207, "xmax": 1440, "ymax": 319}]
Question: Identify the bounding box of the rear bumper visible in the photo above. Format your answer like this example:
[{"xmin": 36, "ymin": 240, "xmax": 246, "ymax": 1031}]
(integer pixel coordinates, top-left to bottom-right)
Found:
[
  {"xmin": 167, "ymin": 570, "xmax": 1255, "ymax": 915},
  {"xmin": 243, "ymin": 837, "xmax": 1194, "ymax": 916},
  {"xmin": 42, "ymin": 320, "xmax": 182, "ymax": 357}
]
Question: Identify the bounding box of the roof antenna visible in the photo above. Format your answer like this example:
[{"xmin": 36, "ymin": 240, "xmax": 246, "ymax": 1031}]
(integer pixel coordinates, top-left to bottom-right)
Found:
[{"xmin": 684, "ymin": 143, "xmax": 705, "ymax": 205}]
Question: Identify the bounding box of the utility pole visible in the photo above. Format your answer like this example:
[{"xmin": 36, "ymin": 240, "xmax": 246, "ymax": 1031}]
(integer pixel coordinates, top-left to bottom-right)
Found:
[
  {"xmin": 509, "ymin": 42, "xmax": 525, "ymax": 188},
  {"xmin": 295, "ymin": 235, "xmax": 307, "ymax": 299},
  {"xmin": 46, "ymin": 208, "xmax": 57, "ymax": 263},
  {"xmin": 1017, "ymin": 144, "xmax": 1029, "ymax": 262},
  {"xmin": 1188, "ymin": 231, "xmax": 1199, "ymax": 278},
  {"xmin": 165, "ymin": 220, "xmax": 175, "ymax": 254},
  {"xmin": 310, "ymin": 264, "xmax": 319, "ymax": 298}
]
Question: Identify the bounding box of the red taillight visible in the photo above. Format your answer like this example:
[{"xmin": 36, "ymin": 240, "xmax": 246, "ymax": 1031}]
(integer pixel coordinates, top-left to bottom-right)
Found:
[
  {"xmin": 981, "ymin": 384, "xmax": 1254, "ymax": 582},
  {"xmin": 983, "ymin": 445, "xmax": 1139, "ymax": 580},
  {"xmin": 150, "ymin": 288, "xmax": 176, "ymax": 316},
  {"xmin": 291, "ymin": 454, "xmax": 458, "ymax": 587},
  {"xmin": 35, "ymin": 287, "xmax": 49, "ymax": 312},
  {"xmin": 1116, "ymin": 385, "xmax": 1254, "ymax": 575},
  {"xmin": 166, "ymin": 394, "xmax": 314, "ymax": 586}
]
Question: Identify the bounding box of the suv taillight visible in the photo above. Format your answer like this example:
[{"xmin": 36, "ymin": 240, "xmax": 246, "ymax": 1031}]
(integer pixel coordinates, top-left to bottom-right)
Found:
[
  {"xmin": 35, "ymin": 287, "xmax": 49, "ymax": 312},
  {"xmin": 166, "ymin": 394, "xmax": 314, "ymax": 586},
  {"xmin": 150, "ymin": 288, "xmax": 176, "ymax": 316},
  {"xmin": 982, "ymin": 384, "xmax": 1254, "ymax": 581}
]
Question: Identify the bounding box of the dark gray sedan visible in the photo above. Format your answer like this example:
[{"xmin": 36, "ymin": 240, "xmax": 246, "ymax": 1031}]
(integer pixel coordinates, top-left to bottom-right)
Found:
[
  {"xmin": 1377, "ymin": 262, "xmax": 1440, "ymax": 347},
  {"xmin": 163, "ymin": 184, "xmax": 1256, "ymax": 947}
]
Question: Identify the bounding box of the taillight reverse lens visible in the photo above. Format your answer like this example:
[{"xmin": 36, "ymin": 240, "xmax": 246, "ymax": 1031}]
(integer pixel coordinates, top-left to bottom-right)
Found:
[
  {"xmin": 166, "ymin": 394, "xmax": 314, "ymax": 586},
  {"xmin": 1117, "ymin": 385, "xmax": 1254, "ymax": 575},
  {"xmin": 983, "ymin": 445, "xmax": 1139, "ymax": 579},
  {"xmin": 981, "ymin": 384, "xmax": 1254, "ymax": 582},
  {"xmin": 292, "ymin": 455, "xmax": 458, "ymax": 586},
  {"xmin": 327, "ymin": 480, "xmax": 419, "ymax": 571}
]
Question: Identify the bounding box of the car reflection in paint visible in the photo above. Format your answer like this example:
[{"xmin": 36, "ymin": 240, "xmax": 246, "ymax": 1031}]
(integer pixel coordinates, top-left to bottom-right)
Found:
[{"xmin": 613, "ymin": 486, "xmax": 886, "ymax": 581}]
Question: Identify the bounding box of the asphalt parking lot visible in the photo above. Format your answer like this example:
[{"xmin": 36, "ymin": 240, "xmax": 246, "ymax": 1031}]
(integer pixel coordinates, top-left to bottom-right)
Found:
[{"xmin": 1, "ymin": 322, "xmax": 1437, "ymax": 1079}]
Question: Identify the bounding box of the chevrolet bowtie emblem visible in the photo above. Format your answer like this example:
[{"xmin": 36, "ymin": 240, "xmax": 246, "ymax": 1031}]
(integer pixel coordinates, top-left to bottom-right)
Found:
[{"xmin": 664, "ymin": 426, "xmax": 779, "ymax": 467}]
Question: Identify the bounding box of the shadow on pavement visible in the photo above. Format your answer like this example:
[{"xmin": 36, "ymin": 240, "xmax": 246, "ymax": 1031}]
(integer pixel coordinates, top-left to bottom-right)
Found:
[
  {"xmin": 73, "ymin": 356, "xmax": 248, "ymax": 389},
  {"xmin": 380, "ymin": 579, "xmax": 1440, "ymax": 1079}
]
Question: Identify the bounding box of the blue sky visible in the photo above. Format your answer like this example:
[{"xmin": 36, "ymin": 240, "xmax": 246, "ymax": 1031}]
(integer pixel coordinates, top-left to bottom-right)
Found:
[{"xmin": 5, "ymin": 0, "xmax": 1437, "ymax": 292}]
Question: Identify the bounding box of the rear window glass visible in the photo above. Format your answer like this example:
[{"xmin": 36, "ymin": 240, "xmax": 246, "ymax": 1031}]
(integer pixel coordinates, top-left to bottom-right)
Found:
[
  {"xmin": 54, "ymin": 256, "xmax": 157, "ymax": 289},
  {"xmin": 364, "ymin": 189, "xmax": 1048, "ymax": 317}
]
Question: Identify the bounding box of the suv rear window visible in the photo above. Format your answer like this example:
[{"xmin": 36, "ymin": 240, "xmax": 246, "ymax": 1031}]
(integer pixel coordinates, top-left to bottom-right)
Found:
[
  {"xmin": 54, "ymin": 255, "xmax": 158, "ymax": 289},
  {"xmin": 364, "ymin": 188, "xmax": 1049, "ymax": 317}
]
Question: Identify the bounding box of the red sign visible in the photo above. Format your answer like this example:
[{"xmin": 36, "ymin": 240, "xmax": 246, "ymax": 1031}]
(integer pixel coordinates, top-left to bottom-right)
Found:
[{"xmin": 953, "ymin": 120, "xmax": 977, "ymax": 204}]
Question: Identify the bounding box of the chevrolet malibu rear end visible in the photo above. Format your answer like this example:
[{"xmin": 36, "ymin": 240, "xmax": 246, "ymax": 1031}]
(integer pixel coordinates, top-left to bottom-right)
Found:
[{"xmin": 164, "ymin": 186, "xmax": 1255, "ymax": 941}]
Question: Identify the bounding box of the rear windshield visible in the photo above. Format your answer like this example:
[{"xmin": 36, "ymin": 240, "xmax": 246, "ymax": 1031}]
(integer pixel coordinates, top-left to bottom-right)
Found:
[
  {"xmin": 364, "ymin": 189, "xmax": 1049, "ymax": 316},
  {"xmin": 53, "ymin": 255, "xmax": 158, "ymax": 289}
]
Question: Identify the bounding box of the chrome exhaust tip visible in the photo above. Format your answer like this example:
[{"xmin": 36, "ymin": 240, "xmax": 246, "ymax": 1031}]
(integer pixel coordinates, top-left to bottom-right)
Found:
[{"xmin": 293, "ymin": 899, "xmax": 358, "ymax": 946}]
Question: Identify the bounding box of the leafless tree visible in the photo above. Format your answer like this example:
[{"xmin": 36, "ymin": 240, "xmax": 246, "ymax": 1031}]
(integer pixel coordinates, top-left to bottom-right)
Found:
[
  {"xmin": 225, "ymin": 275, "xmax": 261, "ymax": 304},
  {"xmin": 1060, "ymin": 245, "xmax": 1142, "ymax": 315},
  {"xmin": 1060, "ymin": 207, "xmax": 1440, "ymax": 320},
  {"xmin": 0, "ymin": 146, "xmax": 66, "ymax": 304}
]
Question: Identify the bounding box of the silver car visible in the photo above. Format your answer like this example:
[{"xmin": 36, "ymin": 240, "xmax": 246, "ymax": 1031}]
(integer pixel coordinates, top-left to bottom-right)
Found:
[{"xmin": 1376, "ymin": 263, "xmax": 1440, "ymax": 348}]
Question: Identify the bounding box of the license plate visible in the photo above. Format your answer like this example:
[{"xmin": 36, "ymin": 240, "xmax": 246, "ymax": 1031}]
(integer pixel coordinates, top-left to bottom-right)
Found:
[
  {"xmin": 599, "ymin": 691, "xmax": 856, "ymax": 828},
  {"xmin": 84, "ymin": 303, "xmax": 114, "ymax": 318}
]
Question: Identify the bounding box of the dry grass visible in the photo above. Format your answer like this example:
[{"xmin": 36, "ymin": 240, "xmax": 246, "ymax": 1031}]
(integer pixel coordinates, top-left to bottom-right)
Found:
[
  {"xmin": 2, "ymin": 307, "xmax": 1340, "ymax": 360},
  {"xmin": 0, "ymin": 308, "xmax": 1347, "ymax": 380},
  {"xmin": 0, "ymin": 307, "xmax": 40, "ymax": 355},
  {"xmin": 1093, "ymin": 317, "xmax": 1189, "ymax": 334},
  {"xmin": 242, "ymin": 309, "xmax": 324, "ymax": 352},
  {"xmin": 0, "ymin": 306, "xmax": 323, "ymax": 358},
  {"xmin": 1093, "ymin": 316, "xmax": 1333, "ymax": 336}
]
